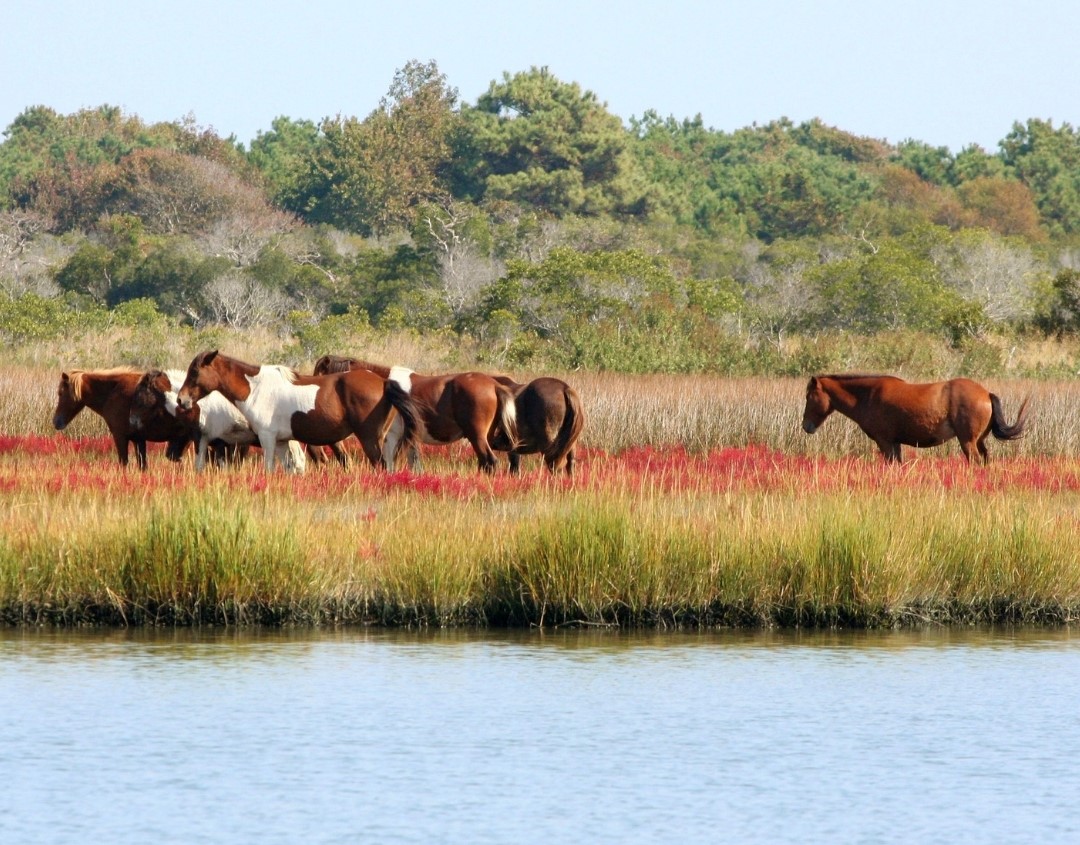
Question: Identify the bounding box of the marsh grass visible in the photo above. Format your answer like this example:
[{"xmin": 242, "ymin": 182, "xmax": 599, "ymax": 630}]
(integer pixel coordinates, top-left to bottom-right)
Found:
[{"xmin": 5, "ymin": 440, "xmax": 1080, "ymax": 628}]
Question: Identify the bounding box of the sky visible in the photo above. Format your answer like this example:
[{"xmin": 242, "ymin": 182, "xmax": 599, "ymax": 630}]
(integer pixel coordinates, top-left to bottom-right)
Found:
[{"xmin": 4, "ymin": 0, "xmax": 1079, "ymax": 153}]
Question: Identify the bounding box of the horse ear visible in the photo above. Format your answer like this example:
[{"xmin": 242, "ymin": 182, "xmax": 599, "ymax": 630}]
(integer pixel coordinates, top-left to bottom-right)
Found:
[
  {"xmin": 204, "ymin": 350, "xmax": 219, "ymax": 364},
  {"xmin": 808, "ymin": 376, "xmax": 818, "ymax": 390}
]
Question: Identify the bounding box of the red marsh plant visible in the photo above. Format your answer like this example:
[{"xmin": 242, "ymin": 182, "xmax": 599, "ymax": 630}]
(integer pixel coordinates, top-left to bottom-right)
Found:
[{"xmin": 6, "ymin": 434, "xmax": 1080, "ymax": 499}]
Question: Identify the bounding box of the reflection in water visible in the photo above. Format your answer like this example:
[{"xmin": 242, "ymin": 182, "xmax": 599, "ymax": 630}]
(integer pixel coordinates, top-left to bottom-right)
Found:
[{"xmin": 2, "ymin": 627, "xmax": 1079, "ymax": 844}]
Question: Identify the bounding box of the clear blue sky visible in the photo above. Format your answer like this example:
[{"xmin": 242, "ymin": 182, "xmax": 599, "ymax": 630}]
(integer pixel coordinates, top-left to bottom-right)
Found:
[{"xmin": 5, "ymin": 0, "xmax": 1078, "ymax": 153}]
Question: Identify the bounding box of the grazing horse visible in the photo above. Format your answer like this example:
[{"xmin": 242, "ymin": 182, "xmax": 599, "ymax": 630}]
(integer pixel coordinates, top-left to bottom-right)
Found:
[
  {"xmin": 52, "ymin": 368, "xmax": 196, "ymax": 469},
  {"xmin": 489, "ymin": 376, "xmax": 585, "ymax": 476},
  {"xmin": 129, "ymin": 370, "xmax": 305, "ymax": 472},
  {"xmin": 312, "ymin": 354, "xmax": 518, "ymax": 473},
  {"xmin": 801, "ymin": 374, "xmax": 1029, "ymax": 463},
  {"xmin": 176, "ymin": 350, "xmax": 419, "ymax": 472}
]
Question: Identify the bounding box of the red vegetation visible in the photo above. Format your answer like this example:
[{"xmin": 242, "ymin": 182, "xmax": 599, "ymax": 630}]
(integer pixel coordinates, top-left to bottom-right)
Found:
[{"xmin": 3, "ymin": 435, "xmax": 1077, "ymax": 500}]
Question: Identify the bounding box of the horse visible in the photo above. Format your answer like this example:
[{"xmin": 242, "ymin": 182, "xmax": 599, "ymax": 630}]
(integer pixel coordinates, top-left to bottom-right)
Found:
[
  {"xmin": 52, "ymin": 368, "xmax": 196, "ymax": 469},
  {"xmin": 129, "ymin": 370, "xmax": 306, "ymax": 472},
  {"xmin": 312, "ymin": 354, "xmax": 518, "ymax": 473},
  {"xmin": 176, "ymin": 350, "xmax": 419, "ymax": 472},
  {"xmin": 489, "ymin": 376, "xmax": 585, "ymax": 476},
  {"xmin": 801, "ymin": 373, "xmax": 1030, "ymax": 463}
]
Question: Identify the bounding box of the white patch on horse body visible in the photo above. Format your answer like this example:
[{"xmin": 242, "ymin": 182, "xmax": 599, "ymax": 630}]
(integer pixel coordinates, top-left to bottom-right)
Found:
[
  {"xmin": 389, "ymin": 366, "xmax": 413, "ymax": 393},
  {"xmin": 234, "ymin": 365, "xmax": 320, "ymax": 444}
]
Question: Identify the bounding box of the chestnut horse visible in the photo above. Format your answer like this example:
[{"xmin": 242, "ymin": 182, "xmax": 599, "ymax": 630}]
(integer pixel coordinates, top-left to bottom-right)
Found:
[
  {"xmin": 313, "ymin": 355, "xmax": 518, "ymax": 473},
  {"xmin": 177, "ymin": 350, "xmax": 419, "ymax": 472},
  {"xmin": 52, "ymin": 368, "xmax": 196, "ymax": 469},
  {"xmin": 801, "ymin": 374, "xmax": 1029, "ymax": 463},
  {"xmin": 489, "ymin": 376, "xmax": 585, "ymax": 476}
]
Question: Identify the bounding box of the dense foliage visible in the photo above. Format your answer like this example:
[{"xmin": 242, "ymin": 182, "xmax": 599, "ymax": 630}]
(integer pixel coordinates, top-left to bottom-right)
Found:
[{"xmin": 3, "ymin": 61, "xmax": 1080, "ymax": 374}]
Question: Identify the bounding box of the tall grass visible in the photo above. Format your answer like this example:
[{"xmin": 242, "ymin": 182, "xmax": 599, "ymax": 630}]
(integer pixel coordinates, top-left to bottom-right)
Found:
[{"xmin": 4, "ymin": 444, "xmax": 1080, "ymax": 628}]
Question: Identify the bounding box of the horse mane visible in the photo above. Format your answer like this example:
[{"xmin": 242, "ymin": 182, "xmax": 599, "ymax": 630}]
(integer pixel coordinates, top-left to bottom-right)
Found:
[
  {"xmin": 322, "ymin": 356, "xmax": 392, "ymax": 378},
  {"xmin": 257, "ymin": 364, "xmax": 300, "ymax": 384},
  {"xmin": 66, "ymin": 367, "xmax": 141, "ymax": 401}
]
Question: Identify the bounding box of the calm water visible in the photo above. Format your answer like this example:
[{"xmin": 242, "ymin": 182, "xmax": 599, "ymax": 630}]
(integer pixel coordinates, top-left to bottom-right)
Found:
[{"xmin": 2, "ymin": 627, "xmax": 1079, "ymax": 844}]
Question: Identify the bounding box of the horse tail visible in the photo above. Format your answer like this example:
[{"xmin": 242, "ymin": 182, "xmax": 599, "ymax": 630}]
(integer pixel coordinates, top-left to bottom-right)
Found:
[
  {"xmin": 495, "ymin": 383, "xmax": 519, "ymax": 450},
  {"xmin": 989, "ymin": 393, "xmax": 1030, "ymax": 441},
  {"xmin": 546, "ymin": 384, "xmax": 585, "ymax": 469},
  {"xmin": 384, "ymin": 378, "xmax": 421, "ymax": 455}
]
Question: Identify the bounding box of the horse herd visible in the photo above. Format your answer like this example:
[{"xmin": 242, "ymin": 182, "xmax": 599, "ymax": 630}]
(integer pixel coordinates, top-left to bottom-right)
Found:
[
  {"xmin": 52, "ymin": 351, "xmax": 586, "ymax": 476},
  {"xmin": 52, "ymin": 353, "xmax": 1031, "ymax": 475}
]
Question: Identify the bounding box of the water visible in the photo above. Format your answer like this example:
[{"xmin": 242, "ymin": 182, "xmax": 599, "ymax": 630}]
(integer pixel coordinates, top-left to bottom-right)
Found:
[{"xmin": 2, "ymin": 627, "xmax": 1079, "ymax": 844}]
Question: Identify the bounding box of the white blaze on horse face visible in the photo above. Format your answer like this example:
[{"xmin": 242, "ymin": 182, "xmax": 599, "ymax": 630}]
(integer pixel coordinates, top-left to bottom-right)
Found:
[{"xmin": 235, "ymin": 365, "xmax": 320, "ymax": 442}]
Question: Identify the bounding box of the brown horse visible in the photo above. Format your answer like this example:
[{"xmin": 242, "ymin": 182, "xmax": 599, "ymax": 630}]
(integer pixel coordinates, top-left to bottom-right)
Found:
[
  {"xmin": 489, "ymin": 376, "xmax": 585, "ymax": 476},
  {"xmin": 313, "ymin": 355, "xmax": 518, "ymax": 473},
  {"xmin": 52, "ymin": 368, "xmax": 196, "ymax": 469},
  {"xmin": 801, "ymin": 373, "xmax": 1029, "ymax": 463},
  {"xmin": 176, "ymin": 350, "xmax": 420, "ymax": 472}
]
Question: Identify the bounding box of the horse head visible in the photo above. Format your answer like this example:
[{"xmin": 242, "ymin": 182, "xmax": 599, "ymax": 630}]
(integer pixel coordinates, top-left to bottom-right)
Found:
[
  {"xmin": 177, "ymin": 350, "xmax": 221, "ymax": 411},
  {"xmin": 801, "ymin": 376, "xmax": 833, "ymax": 434},
  {"xmin": 129, "ymin": 370, "xmax": 172, "ymax": 430},
  {"xmin": 53, "ymin": 371, "xmax": 85, "ymax": 430}
]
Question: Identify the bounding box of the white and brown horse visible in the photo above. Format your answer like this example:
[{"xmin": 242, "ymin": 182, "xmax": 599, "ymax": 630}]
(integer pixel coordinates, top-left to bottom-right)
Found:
[
  {"xmin": 129, "ymin": 369, "xmax": 306, "ymax": 472},
  {"xmin": 177, "ymin": 350, "xmax": 419, "ymax": 472},
  {"xmin": 53, "ymin": 368, "xmax": 196, "ymax": 469},
  {"xmin": 490, "ymin": 376, "xmax": 585, "ymax": 476},
  {"xmin": 312, "ymin": 355, "xmax": 518, "ymax": 473}
]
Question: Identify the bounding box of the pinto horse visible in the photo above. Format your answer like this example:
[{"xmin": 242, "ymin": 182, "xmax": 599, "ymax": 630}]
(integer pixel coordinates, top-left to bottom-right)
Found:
[
  {"xmin": 129, "ymin": 370, "xmax": 305, "ymax": 472},
  {"xmin": 52, "ymin": 368, "xmax": 196, "ymax": 469},
  {"xmin": 801, "ymin": 373, "xmax": 1029, "ymax": 463},
  {"xmin": 489, "ymin": 376, "xmax": 584, "ymax": 476},
  {"xmin": 313, "ymin": 355, "xmax": 518, "ymax": 473},
  {"xmin": 176, "ymin": 350, "xmax": 419, "ymax": 472}
]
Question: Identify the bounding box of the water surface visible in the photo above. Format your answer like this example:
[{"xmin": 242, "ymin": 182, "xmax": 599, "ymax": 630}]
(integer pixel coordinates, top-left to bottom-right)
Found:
[{"xmin": 2, "ymin": 627, "xmax": 1078, "ymax": 843}]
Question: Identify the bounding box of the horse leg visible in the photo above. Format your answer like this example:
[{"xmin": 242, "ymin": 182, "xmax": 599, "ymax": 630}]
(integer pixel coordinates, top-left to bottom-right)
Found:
[
  {"xmin": 876, "ymin": 439, "xmax": 902, "ymax": 463},
  {"xmin": 508, "ymin": 451, "xmax": 522, "ymax": 475},
  {"xmin": 380, "ymin": 414, "xmax": 407, "ymax": 470},
  {"xmin": 565, "ymin": 448, "xmax": 576, "ymax": 477},
  {"xmin": 258, "ymin": 432, "xmax": 278, "ymax": 472},
  {"xmin": 329, "ymin": 442, "xmax": 349, "ymax": 468},
  {"xmin": 134, "ymin": 438, "xmax": 148, "ymax": 471},
  {"xmin": 112, "ymin": 433, "xmax": 130, "ymax": 467},
  {"xmin": 356, "ymin": 434, "xmax": 384, "ymax": 469},
  {"xmin": 544, "ymin": 451, "xmax": 566, "ymax": 474},
  {"xmin": 466, "ymin": 432, "xmax": 498, "ymax": 473}
]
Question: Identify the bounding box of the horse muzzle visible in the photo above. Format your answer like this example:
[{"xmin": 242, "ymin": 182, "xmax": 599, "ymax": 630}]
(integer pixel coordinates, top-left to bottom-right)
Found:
[
  {"xmin": 53, "ymin": 414, "xmax": 67, "ymax": 430},
  {"xmin": 802, "ymin": 419, "xmax": 818, "ymax": 434},
  {"xmin": 129, "ymin": 413, "xmax": 143, "ymax": 431}
]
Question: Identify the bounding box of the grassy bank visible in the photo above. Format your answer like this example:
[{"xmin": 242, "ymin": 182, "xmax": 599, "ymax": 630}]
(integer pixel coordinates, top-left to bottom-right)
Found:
[{"xmin": 4, "ymin": 438, "xmax": 1080, "ymax": 628}]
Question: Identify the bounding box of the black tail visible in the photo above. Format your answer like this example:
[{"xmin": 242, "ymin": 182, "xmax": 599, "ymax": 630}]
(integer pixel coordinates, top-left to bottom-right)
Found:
[
  {"xmin": 385, "ymin": 379, "xmax": 421, "ymax": 456},
  {"xmin": 990, "ymin": 393, "xmax": 1029, "ymax": 441},
  {"xmin": 545, "ymin": 385, "xmax": 585, "ymax": 473}
]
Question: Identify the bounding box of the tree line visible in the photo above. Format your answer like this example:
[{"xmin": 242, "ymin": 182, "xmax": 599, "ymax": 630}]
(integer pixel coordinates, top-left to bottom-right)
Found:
[{"xmin": 2, "ymin": 60, "xmax": 1080, "ymax": 374}]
